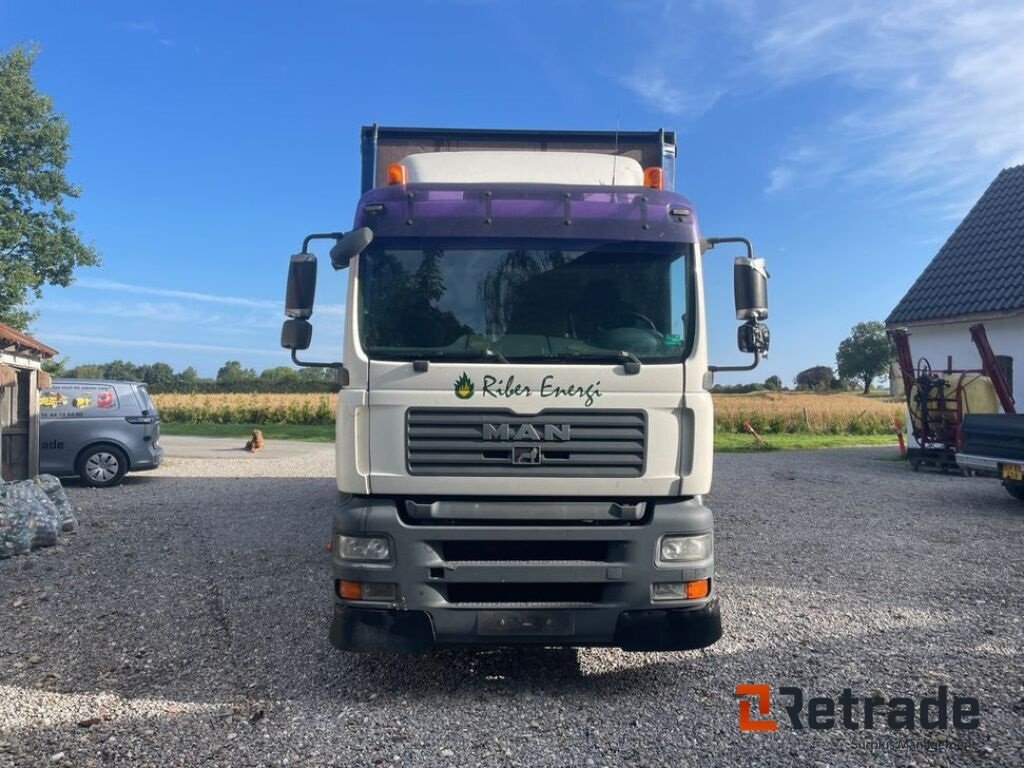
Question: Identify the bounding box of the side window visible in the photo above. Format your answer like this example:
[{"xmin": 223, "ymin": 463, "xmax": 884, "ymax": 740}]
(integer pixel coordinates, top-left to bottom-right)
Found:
[
  {"xmin": 996, "ymin": 355, "xmax": 1013, "ymax": 394},
  {"xmin": 40, "ymin": 385, "xmax": 120, "ymax": 419}
]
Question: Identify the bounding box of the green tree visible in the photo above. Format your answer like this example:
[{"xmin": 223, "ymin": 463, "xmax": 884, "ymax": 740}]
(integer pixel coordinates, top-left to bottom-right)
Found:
[
  {"xmin": 836, "ymin": 321, "xmax": 892, "ymax": 395},
  {"xmin": 0, "ymin": 46, "xmax": 99, "ymax": 329},
  {"xmin": 175, "ymin": 366, "xmax": 200, "ymax": 390},
  {"xmin": 41, "ymin": 357, "xmax": 68, "ymax": 376},
  {"xmin": 103, "ymin": 359, "xmax": 140, "ymax": 381},
  {"xmin": 139, "ymin": 362, "xmax": 175, "ymax": 391},
  {"xmin": 217, "ymin": 360, "xmax": 257, "ymax": 389},
  {"xmin": 259, "ymin": 366, "xmax": 300, "ymax": 390},
  {"xmin": 67, "ymin": 363, "xmax": 104, "ymax": 379},
  {"xmin": 764, "ymin": 375, "xmax": 783, "ymax": 391},
  {"xmin": 794, "ymin": 365, "xmax": 835, "ymax": 391},
  {"xmin": 297, "ymin": 366, "xmax": 332, "ymax": 385}
]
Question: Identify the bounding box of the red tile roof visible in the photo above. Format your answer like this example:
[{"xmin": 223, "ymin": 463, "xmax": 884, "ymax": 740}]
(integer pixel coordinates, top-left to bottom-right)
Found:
[{"xmin": 0, "ymin": 323, "xmax": 58, "ymax": 358}]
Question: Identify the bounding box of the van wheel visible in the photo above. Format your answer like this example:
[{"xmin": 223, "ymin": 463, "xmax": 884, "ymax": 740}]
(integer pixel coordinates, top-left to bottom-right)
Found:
[{"xmin": 78, "ymin": 446, "xmax": 128, "ymax": 487}]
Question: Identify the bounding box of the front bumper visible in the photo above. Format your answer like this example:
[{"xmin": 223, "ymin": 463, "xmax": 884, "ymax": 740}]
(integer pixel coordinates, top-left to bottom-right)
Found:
[
  {"xmin": 330, "ymin": 600, "xmax": 721, "ymax": 653},
  {"xmin": 329, "ymin": 495, "xmax": 720, "ymax": 652}
]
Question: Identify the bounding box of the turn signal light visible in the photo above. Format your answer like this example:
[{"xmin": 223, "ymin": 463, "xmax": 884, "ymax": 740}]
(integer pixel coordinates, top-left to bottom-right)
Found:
[
  {"xmin": 685, "ymin": 578, "xmax": 710, "ymax": 599},
  {"xmin": 339, "ymin": 580, "xmax": 362, "ymax": 599},
  {"xmin": 386, "ymin": 163, "xmax": 407, "ymax": 185},
  {"xmin": 337, "ymin": 580, "xmax": 398, "ymax": 601},
  {"xmin": 643, "ymin": 167, "xmax": 664, "ymax": 189}
]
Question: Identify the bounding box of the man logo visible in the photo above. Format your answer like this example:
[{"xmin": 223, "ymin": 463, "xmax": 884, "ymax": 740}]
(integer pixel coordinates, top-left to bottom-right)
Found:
[
  {"xmin": 736, "ymin": 684, "xmax": 778, "ymax": 732},
  {"xmin": 482, "ymin": 423, "xmax": 571, "ymax": 441}
]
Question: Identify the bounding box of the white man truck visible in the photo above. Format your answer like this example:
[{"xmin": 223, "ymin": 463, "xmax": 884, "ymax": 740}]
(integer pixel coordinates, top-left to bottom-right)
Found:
[{"xmin": 281, "ymin": 126, "xmax": 769, "ymax": 652}]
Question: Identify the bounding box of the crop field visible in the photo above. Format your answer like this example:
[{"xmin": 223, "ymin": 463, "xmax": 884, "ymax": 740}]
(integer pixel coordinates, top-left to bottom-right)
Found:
[
  {"xmin": 713, "ymin": 391, "xmax": 903, "ymax": 434},
  {"xmin": 152, "ymin": 391, "xmax": 904, "ymax": 435}
]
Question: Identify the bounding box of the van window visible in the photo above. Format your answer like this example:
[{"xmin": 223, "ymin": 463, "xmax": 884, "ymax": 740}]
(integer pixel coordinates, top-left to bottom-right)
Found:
[
  {"xmin": 135, "ymin": 385, "xmax": 158, "ymax": 415},
  {"xmin": 40, "ymin": 383, "xmax": 120, "ymax": 419}
]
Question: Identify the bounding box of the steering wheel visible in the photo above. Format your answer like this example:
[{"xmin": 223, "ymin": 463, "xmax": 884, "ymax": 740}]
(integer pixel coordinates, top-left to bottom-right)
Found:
[{"xmin": 600, "ymin": 311, "xmax": 659, "ymax": 333}]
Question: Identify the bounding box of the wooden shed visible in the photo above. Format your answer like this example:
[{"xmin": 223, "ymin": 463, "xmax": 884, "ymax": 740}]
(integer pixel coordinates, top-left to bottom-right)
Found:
[{"xmin": 0, "ymin": 323, "xmax": 58, "ymax": 481}]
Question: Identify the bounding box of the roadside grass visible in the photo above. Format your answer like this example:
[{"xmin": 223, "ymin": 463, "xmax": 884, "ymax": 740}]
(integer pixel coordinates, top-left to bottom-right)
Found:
[
  {"xmin": 159, "ymin": 422, "xmax": 335, "ymax": 442},
  {"xmin": 714, "ymin": 432, "xmax": 897, "ymax": 453},
  {"xmin": 161, "ymin": 421, "xmax": 898, "ymax": 452}
]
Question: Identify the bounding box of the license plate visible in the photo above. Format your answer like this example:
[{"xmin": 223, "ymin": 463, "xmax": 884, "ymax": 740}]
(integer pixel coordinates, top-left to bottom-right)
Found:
[
  {"xmin": 477, "ymin": 610, "xmax": 575, "ymax": 636},
  {"xmin": 1000, "ymin": 463, "xmax": 1023, "ymax": 481}
]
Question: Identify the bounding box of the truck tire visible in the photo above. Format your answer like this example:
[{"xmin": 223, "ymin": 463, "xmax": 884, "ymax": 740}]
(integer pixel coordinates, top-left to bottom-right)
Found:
[
  {"xmin": 78, "ymin": 445, "xmax": 128, "ymax": 488},
  {"xmin": 1004, "ymin": 481, "xmax": 1024, "ymax": 502}
]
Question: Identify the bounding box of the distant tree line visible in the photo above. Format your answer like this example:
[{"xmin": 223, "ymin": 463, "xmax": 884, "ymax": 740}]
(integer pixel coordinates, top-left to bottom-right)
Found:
[
  {"xmin": 710, "ymin": 375, "xmax": 784, "ymax": 394},
  {"xmin": 40, "ymin": 359, "xmax": 339, "ymax": 393}
]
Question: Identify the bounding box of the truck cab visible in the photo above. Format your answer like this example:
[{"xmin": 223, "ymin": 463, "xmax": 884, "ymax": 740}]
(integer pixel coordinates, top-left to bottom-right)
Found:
[{"xmin": 281, "ymin": 126, "xmax": 769, "ymax": 652}]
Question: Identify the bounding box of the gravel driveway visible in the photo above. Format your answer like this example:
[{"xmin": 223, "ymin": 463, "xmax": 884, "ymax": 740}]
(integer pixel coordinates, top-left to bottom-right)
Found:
[{"xmin": 1, "ymin": 442, "xmax": 1021, "ymax": 767}]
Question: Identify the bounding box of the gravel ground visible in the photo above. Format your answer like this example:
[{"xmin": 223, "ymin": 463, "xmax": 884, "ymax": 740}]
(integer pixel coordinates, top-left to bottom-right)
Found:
[{"xmin": 1, "ymin": 444, "xmax": 1022, "ymax": 767}]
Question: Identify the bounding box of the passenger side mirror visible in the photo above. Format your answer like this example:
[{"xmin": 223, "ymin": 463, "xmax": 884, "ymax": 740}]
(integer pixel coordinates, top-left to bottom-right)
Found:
[
  {"xmin": 734, "ymin": 256, "xmax": 768, "ymax": 321},
  {"xmin": 329, "ymin": 226, "xmax": 374, "ymax": 270},
  {"xmin": 285, "ymin": 253, "xmax": 318, "ymax": 319},
  {"xmin": 738, "ymin": 321, "xmax": 770, "ymax": 354},
  {"xmin": 705, "ymin": 236, "xmax": 770, "ymax": 373}
]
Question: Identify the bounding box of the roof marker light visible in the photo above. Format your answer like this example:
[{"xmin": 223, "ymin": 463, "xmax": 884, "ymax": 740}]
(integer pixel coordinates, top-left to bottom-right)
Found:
[
  {"xmin": 386, "ymin": 163, "xmax": 407, "ymax": 186},
  {"xmin": 643, "ymin": 167, "xmax": 664, "ymax": 190}
]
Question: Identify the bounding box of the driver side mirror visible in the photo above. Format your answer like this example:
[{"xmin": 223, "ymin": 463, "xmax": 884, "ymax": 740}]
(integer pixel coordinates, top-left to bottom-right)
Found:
[
  {"xmin": 329, "ymin": 226, "xmax": 374, "ymax": 270},
  {"xmin": 282, "ymin": 253, "xmax": 317, "ymax": 351},
  {"xmin": 285, "ymin": 253, "xmax": 317, "ymax": 319}
]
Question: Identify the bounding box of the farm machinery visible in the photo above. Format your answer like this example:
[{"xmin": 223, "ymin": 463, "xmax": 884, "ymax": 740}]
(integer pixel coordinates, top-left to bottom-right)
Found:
[{"xmin": 888, "ymin": 324, "xmax": 1015, "ymax": 474}]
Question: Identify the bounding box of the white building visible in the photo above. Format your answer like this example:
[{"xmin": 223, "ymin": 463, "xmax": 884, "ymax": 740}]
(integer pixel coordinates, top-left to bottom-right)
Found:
[
  {"xmin": 0, "ymin": 323, "xmax": 57, "ymax": 481},
  {"xmin": 886, "ymin": 165, "xmax": 1023, "ymax": 406}
]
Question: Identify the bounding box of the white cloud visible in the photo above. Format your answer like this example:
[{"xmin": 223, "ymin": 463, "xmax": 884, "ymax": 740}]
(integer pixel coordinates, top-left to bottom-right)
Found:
[
  {"xmin": 621, "ymin": 0, "xmax": 1024, "ymax": 209},
  {"xmin": 44, "ymin": 333, "xmax": 285, "ymax": 357},
  {"xmin": 756, "ymin": 1, "xmax": 1024, "ymax": 205},
  {"xmin": 121, "ymin": 20, "xmax": 158, "ymax": 33},
  {"xmin": 42, "ymin": 300, "xmax": 225, "ymax": 325},
  {"xmin": 74, "ymin": 278, "xmax": 345, "ymax": 317},
  {"xmin": 618, "ymin": 72, "xmax": 721, "ymax": 117}
]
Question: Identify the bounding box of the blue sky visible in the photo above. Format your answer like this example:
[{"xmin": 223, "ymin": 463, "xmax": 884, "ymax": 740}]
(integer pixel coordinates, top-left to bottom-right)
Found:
[{"xmin": 4, "ymin": 1, "xmax": 1023, "ymax": 383}]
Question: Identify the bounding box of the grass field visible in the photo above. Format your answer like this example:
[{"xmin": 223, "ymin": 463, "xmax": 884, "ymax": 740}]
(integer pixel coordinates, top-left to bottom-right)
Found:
[
  {"xmin": 153, "ymin": 391, "xmax": 904, "ymax": 435},
  {"xmin": 154, "ymin": 390, "xmax": 903, "ymax": 453}
]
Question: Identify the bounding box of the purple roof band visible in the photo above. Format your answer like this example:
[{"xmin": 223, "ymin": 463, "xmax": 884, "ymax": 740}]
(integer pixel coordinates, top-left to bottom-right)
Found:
[{"xmin": 354, "ymin": 183, "xmax": 700, "ymax": 244}]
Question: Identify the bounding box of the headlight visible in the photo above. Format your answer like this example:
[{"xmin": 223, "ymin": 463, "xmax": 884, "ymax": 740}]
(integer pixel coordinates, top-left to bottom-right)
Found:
[
  {"xmin": 336, "ymin": 535, "xmax": 390, "ymax": 561},
  {"xmin": 658, "ymin": 533, "xmax": 712, "ymax": 564}
]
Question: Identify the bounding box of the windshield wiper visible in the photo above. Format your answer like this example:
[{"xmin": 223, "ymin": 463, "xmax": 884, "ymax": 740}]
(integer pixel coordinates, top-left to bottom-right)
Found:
[
  {"xmin": 562, "ymin": 350, "xmax": 642, "ymax": 374},
  {"xmin": 409, "ymin": 347, "xmax": 509, "ymax": 364},
  {"xmin": 478, "ymin": 346, "xmax": 510, "ymax": 364}
]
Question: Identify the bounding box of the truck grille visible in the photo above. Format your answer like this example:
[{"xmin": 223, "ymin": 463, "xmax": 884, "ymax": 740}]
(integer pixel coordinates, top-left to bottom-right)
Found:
[{"xmin": 406, "ymin": 408, "xmax": 646, "ymax": 477}]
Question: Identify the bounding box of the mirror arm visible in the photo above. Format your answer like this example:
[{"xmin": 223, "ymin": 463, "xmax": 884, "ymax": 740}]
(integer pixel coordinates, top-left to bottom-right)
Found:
[
  {"xmin": 703, "ymin": 236, "xmax": 754, "ymax": 259},
  {"xmin": 301, "ymin": 231, "xmax": 346, "ymax": 253},
  {"xmin": 709, "ymin": 350, "xmax": 760, "ymax": 374},
  {"xmin": 290, "ymin": 349, "xmax": 344, "ymax": 370},
  {"xmin": 290, "ymin": 350, "xmax": 349, "ymax": 387}
]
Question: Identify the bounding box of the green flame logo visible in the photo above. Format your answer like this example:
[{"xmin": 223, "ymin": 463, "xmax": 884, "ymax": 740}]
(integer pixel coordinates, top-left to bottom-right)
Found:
[{"xmin": 454, "ymin": 371, "xmax": 475, "ymax": 400}]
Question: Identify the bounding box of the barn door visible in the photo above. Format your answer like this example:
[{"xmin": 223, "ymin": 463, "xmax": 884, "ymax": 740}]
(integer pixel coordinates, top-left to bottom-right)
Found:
[{"xmin": 0, "ymin": 366, "xmax": 31, "ymax": 482}]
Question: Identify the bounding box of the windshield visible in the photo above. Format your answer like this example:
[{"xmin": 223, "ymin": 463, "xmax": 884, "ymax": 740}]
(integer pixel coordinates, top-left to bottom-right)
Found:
[{"xmin": 357, "ymin": 239, "xmax": 692, "ymax": 363}]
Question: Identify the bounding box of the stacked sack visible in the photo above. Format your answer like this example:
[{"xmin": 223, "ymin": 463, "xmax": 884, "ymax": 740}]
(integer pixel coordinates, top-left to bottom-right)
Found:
[{"xmin": 0, "ymin": 474, "xmax": 78, "ymax": 559}]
